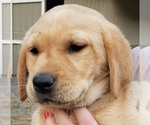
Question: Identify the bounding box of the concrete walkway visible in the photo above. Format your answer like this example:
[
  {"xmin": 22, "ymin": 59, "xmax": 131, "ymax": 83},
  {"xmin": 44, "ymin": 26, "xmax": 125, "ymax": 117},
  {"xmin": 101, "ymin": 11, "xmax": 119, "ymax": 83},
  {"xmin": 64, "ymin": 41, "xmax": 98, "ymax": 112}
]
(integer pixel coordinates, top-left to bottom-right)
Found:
[
  {"xmin": 0, "ymin": 77, "xmax": 10, "ymax": 125},
  {"xmin": 0, "ymin": 77, "xmax": 36, "ymax": 125}
]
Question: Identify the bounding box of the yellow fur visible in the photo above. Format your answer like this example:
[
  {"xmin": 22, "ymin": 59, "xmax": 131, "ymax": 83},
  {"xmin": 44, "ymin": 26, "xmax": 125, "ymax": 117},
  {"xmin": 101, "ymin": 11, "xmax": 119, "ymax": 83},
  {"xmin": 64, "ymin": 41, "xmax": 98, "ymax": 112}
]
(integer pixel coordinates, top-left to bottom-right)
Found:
[{"xmin": 17, "ymin": 5, "xmax": 149, "ymax": 125}]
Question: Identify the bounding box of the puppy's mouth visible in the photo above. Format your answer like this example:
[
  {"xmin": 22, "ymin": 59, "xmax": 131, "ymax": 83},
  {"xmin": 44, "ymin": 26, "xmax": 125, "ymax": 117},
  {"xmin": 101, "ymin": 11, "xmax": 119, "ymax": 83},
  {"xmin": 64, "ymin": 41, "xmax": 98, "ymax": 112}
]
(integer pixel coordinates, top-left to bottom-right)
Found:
[
  {"xmin": 42, "ymin": 98, "xmax": 71, "ymax": 105},
  {"xmin": 35, "ymin": 90, "xmax": 86, "ymax": 108},
  {"xmin": 31, "ymin": 73, "xmax": 90, "ymax": 108}
]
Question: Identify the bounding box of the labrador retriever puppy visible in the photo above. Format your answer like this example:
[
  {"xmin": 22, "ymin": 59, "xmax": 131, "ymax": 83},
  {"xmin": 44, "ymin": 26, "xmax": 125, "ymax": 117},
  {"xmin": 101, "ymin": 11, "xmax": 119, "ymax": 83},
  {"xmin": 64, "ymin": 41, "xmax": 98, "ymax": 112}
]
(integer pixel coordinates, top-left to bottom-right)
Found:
[{"xmin": 17, "ymin": 4, "xmax": 144, "ymax": 125}]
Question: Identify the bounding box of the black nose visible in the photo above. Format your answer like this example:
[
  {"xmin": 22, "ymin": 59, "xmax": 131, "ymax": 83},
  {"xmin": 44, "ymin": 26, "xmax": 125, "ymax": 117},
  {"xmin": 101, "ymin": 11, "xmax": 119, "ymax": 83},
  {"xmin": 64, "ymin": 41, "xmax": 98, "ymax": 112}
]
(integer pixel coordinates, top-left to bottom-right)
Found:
[{"xmin": 33, "ymin": 73, "xmax": 55, "ymax": 94}]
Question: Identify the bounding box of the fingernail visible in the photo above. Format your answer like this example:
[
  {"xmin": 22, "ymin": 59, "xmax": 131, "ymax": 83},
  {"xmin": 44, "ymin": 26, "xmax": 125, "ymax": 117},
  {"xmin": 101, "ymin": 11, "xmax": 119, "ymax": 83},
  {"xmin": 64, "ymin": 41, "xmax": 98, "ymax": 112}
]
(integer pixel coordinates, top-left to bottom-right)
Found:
[{"xmin": 44, "ymin": 111, "xmax": 53, "ymax": 119}]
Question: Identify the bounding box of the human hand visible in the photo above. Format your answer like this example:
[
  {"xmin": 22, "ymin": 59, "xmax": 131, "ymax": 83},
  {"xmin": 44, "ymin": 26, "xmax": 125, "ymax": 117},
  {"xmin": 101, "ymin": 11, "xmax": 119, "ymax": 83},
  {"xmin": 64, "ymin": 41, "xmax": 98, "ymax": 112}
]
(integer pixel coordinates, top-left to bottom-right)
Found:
[{"xmin": 44, "ymin": 107, "xmax": 98, "ymax": 125}]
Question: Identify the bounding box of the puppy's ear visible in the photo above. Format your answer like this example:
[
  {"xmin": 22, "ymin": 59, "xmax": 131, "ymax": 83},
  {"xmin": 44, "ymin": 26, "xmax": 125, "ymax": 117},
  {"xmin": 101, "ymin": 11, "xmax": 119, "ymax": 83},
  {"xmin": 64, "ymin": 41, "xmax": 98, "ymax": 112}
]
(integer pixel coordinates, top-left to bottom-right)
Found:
[
  {"xmin": 102, "ymin": 23, "xmax": 134, "ymax": 98},
  {"xmin": 17, "ymin": 45, "xmax": 28, "ymax": 101}
]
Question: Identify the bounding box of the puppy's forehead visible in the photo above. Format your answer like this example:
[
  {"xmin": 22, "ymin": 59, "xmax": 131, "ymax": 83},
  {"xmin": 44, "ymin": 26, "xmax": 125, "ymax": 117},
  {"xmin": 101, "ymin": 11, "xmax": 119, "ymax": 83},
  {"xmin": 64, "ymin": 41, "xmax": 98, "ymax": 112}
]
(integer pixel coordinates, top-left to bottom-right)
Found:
[{"xmin": 25, "ymin": 5, "xmax": 104, "ymax": 46}]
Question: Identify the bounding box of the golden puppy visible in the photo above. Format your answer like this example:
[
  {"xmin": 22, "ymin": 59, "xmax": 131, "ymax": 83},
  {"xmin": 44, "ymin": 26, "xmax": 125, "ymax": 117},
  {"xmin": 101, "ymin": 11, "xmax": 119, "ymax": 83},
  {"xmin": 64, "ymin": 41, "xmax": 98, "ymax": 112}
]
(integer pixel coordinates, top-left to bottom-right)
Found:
[{"xmin": 17, "ymin": 4, "xmax": 143, "ymax": 125}]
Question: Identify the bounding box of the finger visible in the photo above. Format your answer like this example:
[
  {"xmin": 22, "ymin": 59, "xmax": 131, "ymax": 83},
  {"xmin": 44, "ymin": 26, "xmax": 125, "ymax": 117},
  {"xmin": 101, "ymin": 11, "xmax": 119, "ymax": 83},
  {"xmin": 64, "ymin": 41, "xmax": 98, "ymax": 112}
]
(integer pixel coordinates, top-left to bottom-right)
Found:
[
  {"xmin": 74, "ymin": 107, "xmax": 98, "ymax": 125},
  {"xmin": 54, "ymin": 109, "xmax": 74, "ymax": 125},
  {"xmin": 44, "ymin": 111, "xmax": 56, "ymax": 125}
]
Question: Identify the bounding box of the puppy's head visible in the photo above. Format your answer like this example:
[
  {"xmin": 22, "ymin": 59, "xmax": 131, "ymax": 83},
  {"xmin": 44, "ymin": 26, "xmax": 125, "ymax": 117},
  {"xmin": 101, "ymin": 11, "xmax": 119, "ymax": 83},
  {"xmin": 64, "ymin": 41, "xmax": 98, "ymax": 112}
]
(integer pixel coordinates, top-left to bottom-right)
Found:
[{"xmin": 17, "ymin": 5, "xmax": 134, "ymax": 108}]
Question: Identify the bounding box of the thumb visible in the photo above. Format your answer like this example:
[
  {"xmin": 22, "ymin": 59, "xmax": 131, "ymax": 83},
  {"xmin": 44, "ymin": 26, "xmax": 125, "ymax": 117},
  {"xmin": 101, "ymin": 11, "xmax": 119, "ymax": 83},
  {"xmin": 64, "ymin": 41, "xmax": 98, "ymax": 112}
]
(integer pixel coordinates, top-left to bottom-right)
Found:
[{"xmin": 74, "ymin": 107, "xmax": 98, "ymax": 125}]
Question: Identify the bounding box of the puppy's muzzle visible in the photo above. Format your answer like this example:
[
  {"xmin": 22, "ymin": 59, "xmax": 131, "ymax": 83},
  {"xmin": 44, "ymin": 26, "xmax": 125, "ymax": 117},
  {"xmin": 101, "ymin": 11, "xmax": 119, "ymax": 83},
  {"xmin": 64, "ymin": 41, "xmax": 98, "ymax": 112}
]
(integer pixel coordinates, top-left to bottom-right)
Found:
[{"xmin": 33, "ymin": 73, "xmax": 55, "ymax": 94}]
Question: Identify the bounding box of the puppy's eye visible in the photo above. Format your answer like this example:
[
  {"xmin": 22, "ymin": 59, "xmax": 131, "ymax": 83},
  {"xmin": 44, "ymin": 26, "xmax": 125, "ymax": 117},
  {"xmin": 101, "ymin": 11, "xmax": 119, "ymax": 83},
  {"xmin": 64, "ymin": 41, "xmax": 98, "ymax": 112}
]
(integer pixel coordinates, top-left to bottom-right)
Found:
[
  {"xmin": 68, "ymin": 43, "xmax": 86, "ymax": 52},
  {"xmin": 30, "ymin": 48, "xmax": 38, "ymax": 55}
]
